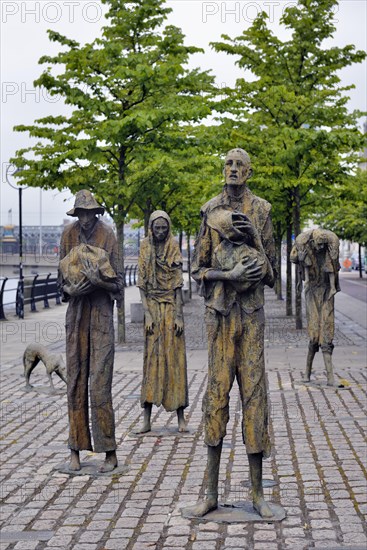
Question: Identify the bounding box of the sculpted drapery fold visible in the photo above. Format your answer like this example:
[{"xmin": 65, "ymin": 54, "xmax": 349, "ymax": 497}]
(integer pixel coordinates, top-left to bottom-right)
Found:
[{"xmin": 137, "ymin": 211, "xmax": 188, "ymax": 413}]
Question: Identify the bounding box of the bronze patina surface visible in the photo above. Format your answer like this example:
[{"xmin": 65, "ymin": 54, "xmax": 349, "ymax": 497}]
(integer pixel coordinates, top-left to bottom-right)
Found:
[
  {"xmin": 184, "ymin": 148, "xmax": 282, "ymax": 521},
  {"xmin": 54, "ymin": 461, "xmax": 129, "ymax": 477},
  {"xmin": 182, "ymin": 500, "xmax": 286, "ymax": 523},
  {"xmin": 136, "ymin": 210, "xmax": 189, "ymax": 434},
  {"xmin": 58, "ymin": 190, "xmax": 123, "ymax": 473},
  {"xmin": 23, "ymin": 342, "xmax": 66, "ymax": 392},
  {"xmin": 291, "ymin": 228, "xmax": 340, "ymax": 386}
]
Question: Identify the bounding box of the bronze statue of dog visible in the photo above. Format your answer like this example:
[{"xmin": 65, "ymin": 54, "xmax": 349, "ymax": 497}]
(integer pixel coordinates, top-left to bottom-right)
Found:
[{"xmin": 23, "ymin": 343, "xmax": 67, "ymax": 390}]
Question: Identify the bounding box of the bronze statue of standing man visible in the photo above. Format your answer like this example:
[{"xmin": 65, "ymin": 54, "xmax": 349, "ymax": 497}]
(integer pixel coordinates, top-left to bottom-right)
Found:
[
  {"xmin": 58, "ymin": 190, "xmax": 123, "ymax": 472},
  {"xmin": 187, "ymin": 148, "xmax": 276, "ymax": 518},
  {"xmin": 291, "ymin": 228, "xmax": 340, "ymax": 386}
]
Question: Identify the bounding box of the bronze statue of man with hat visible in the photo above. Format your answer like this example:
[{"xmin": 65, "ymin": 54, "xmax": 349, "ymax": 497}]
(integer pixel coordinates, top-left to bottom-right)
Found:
[
  {"xmin": 186, "ymin": 148, "xmax": 276, "ymax": 519},
  {"xmin": 58, "ymin": 190, "xmax": 123, "ymax": 472}
]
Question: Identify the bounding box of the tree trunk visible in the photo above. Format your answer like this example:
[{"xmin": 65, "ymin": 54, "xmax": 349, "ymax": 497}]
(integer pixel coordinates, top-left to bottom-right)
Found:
[
  {"xmin": 116, "ymin": 221, "xmax": 125, "ymax": 344},
  {"xmin": 144, "ymin": 212, "xmax": 149, "ymax": 237},
  {"xmin": 293, "ymin": 186, "xmax": 302, "ymax": 329},
  {"xmin": 143, "ymin": 199, "xmax": 153, "ymax": 236},
  {"xmin": 358, "ymin": 243, "xmax": 363, "ymax": 278},
  {"xmin": 275, "ymin": 221, "xmax": 283, "ymax": 301},
  {"xmin": 286, "ymin": 214, "xmax": 293, "ymax": 316},
  {"xmin": 187, "ymin": 232, "xmax": 192, "ymax": 299},
  {"xmin": 179, "ymin": 231, "xmax": 183, "ymax": 252}
]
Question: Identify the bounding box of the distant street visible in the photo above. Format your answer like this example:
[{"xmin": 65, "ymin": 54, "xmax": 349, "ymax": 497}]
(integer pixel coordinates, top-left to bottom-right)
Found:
[
  {"xmin": 1, "ymin": 283, "xmax": 366, "ymax": 550},
  {"xmin": 339, "ymin": 271, "xmax": 367, "ymax": 303}
]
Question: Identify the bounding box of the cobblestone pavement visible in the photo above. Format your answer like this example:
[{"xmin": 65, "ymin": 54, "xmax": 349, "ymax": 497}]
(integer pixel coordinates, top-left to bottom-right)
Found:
[{"xmin": 0, "ymin": 285, "xmax": 366, "ymax": 550}]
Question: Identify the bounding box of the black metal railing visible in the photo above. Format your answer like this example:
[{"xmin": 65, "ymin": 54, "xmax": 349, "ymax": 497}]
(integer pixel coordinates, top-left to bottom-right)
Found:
[
  {"xmin": 124, "ymin": 264, "xmax": 138, "ymax": 287},
  {"xmin": 1, "ymin": 265, "xmax": 138, "ymax": 320},
  {"xmin": 0, "ymin": 273, "xmax": 61, "ymax": 320}
]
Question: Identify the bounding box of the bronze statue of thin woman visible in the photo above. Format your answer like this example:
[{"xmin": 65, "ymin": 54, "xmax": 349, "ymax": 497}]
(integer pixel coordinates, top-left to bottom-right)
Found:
[{"xmin": 137, "ymin": 211, "xmax": 188, "ymax": 433}]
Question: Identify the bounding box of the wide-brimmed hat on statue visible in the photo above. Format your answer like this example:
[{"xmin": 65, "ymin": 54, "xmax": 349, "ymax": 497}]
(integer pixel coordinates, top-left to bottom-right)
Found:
[{"xmin": 66, "ymin": 190, "xmax": 105, "ymax": 217}]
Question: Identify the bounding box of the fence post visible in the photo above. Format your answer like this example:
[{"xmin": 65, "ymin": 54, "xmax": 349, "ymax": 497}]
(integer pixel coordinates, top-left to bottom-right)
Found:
[
  {"xmin": 44, "ymin": 273, "xmax": 51, "ymax": 308},
  {"xmin": 30, "ymin": 274, "xmax": 39, "ymax": 312},
  {"xmin": 15, "ymin": 280, "xmax": 23, "ymax": 318},
  {"xmin": 0, "ymin": 277, "xmax": 8, "ymax": 320},
  {"xmin": 56, "ymin": 279, "xmax": 61, "ymax": 305}
]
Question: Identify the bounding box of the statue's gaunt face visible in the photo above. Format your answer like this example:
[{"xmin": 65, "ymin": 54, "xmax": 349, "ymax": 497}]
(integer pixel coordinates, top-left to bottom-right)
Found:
[
  {"xmin": 152, "ymin": 218, "xmax": 169, "ymax": 242},
  {"xmin": 76, "ymin": 209, "xmax": 97, "ymax": 232},
  {"xmin": 224, "ymin": 152, "xmax": 251, "ymax": 186}
]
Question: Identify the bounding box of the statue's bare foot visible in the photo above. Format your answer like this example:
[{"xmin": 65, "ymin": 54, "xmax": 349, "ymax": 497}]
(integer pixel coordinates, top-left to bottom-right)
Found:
[
  {"xmin": 178, "ymin": 424, "xmax": 189, "ymax": 433},
  {"xmin": 177, "ymin": 408, "xmax": 188, "ymax": 432},
  {"xmin": 178, "ymin": 417, "xmax": 188, "ymax": 433},
  {"xmin": 253, "ymin": 497, "xmax": 273, "ymax": 518},
  {"xmin": 69, "ymin": 450, "xmax": 81, "ymax": 471},
  {"xmin": 99, "ymin": 451, "xmax": 118, "ymax": 473},
  {"xmin": 183, "ymin": 496, "xmax": 218, "ymax": 517},
  {"xmin": 135, "ymin": 420, "xmax": 151, "ymax": 434},
  {"xmin": 327, "ymin": 377, "xmax": 335, "ymax": 387}
]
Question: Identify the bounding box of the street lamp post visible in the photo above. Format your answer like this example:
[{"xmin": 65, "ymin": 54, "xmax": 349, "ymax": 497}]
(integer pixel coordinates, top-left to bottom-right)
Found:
[
  {"xmin": 39, "ymin": 188, "xmax": 43, "ymax": 258},
  {"xmin": 6, "ymin": 164, "xmax": 27, "ymax": 319}
]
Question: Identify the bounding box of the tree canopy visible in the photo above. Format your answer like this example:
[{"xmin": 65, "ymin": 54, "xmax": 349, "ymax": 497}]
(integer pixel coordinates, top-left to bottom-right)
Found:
[
  {"xmin": 9, "ymin": 0, "xmax": 367, "ymax": 331},
  {"xmin": 211, "ymin": 0, "xmax": 366, "ymax": 323},
  {"xmin": 10, "ymin": 0, "xmax": 216, "ymax": 340},
  {"xmin": 315, "ymin": 168, "xmax": 367, "ymax": 246},
  {"xmin": 11, "ymin": 0, "xmax": 215, "ymax": 227}
]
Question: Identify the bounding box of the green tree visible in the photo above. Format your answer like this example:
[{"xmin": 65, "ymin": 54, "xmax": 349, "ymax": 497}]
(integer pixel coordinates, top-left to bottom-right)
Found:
[
  {"xmin": 127, "ymin": 128, "xmax": 222, "ymax": 298},
  {"xmin": 10, "ymin": 0, "xmax": 214, "ymax": 341},
  {"xmin": 316, "ymin": 168, "xmax": 367, "ymax": 277},
  {"xmin": 126, "ymin": 125, "xmax": 220, "ymax": 235},
  {"xmin": 211, "ymin": 0, "xmax": 366, "ymax": 327}
]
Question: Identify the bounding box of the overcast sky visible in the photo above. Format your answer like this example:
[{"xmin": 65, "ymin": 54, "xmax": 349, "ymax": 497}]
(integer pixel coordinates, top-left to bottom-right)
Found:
[{"xmin": 1, "ymin": 0, "xmax": 366, "ymax": 226}]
